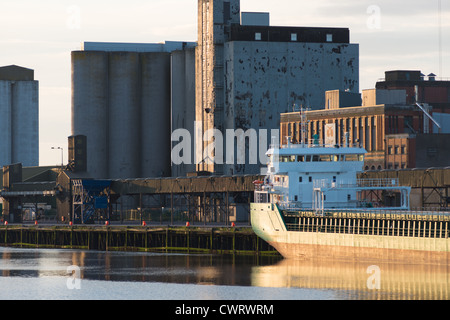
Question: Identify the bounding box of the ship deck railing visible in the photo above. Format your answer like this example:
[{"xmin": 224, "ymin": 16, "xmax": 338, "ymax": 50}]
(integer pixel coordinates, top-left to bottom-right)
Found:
[
  {"xmin": 270, "ymin": 141, "xmax": 362, "ymax": 150},
  {"xmin": 283, "ymin": 210, "xmax": 450, "ymax": 239},
  {"xmin": 313, "ymin": 178, "xmax": 402, "ymax": 190},
  {"xmin": 282, "ymin": 207, "xmax": 450, "ymax": 219}
]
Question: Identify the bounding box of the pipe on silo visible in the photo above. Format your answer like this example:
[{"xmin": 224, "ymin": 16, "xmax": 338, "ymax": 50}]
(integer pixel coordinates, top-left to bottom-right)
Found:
[
  {"xmin": 108, "ymin": 52, "xmax": 141, "ymax": 179},
  {"xmin": 71, "ymin": 51, "xmax": 109, "ymax": 178},
  {"xmin": 140, "ymin": 52, "xmax": 171, "ymax": 178}
]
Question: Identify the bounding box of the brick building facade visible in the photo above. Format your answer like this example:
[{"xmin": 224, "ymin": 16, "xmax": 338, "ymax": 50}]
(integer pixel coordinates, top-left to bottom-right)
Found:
[{"xmin": 280, "ymin": 71, "xmax": 450, "ymax": 170}]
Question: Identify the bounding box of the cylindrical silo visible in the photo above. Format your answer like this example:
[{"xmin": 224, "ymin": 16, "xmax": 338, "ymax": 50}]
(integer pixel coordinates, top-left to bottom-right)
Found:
[
  {"xmin": 11, "ymin": 81, "xmax": 39, "ymax": 167},
  {"xmin": 108, "ymin": 52, "xmax": 140, "ymax": 179},
  {"xmin": 140, "ymin": 52, "xmax": 171, "ymax": 178},
  {"xmin": 72, "ymin": 51, "xmax": 109, "ymax": 179},
  {"xmin": 170, "ymin": 48, "xmax": 196, "ymax": 177},
  {"xmin": 0, "ymin": 81, "xmax": 12, "ymax": 167}
]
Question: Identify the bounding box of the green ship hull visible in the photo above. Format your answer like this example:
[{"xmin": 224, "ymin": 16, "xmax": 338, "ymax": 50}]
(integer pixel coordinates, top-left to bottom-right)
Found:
[{"xmin": 251, "ymin": 203, "xmax": 450, "ymax": 265}]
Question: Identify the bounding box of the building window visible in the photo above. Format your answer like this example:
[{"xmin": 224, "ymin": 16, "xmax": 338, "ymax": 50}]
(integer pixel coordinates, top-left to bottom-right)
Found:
[
  {"xmin": 255, "ymin": 32, "xmax": 262, "ymax": 41},
  {"xmin": 427, "ymin": 148, "xmax": 438, "ymax": 157},
  {"xmin": 291, "ymin": 33, "xmax": 297, "ymax": 41},
  {"xmin": 387, "ymin": 146, "xmax": 392, "ymax": 155},
  {"xmin": 401, "ymin": 145, "xmax": 406, "ymax": 154},
  {"xmin": 394, "ymin": 146, "xmax": 399, "ymax": 154},
  {"xmin": 223, "ymin": 1, "xmax": 231, "ymax": 21},
  {"xmin": 326, "ymin": 34, "xmax": 333, "ymax": 42}
]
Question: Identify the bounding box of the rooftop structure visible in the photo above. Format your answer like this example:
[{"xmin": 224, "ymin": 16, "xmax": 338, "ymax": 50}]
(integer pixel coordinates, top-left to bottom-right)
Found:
[
  {"xmin": 82, "ymin": 41, "xmax": 196, "ymax": 52},
  {"xmin": 376, "ymin": 70, "xmax": 450, "ymax": 111}
]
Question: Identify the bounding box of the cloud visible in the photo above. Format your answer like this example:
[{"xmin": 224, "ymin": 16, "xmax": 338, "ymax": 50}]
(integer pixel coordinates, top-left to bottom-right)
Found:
[{"xmin": 315, "ymin": 0, "xmax": 448, "ymax": 18}]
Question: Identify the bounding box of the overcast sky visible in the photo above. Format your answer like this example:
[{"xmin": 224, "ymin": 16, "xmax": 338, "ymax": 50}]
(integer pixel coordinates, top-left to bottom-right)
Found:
[{"xmin": 0, "ymin": 0, "xmax": 448, "ymax": 166}]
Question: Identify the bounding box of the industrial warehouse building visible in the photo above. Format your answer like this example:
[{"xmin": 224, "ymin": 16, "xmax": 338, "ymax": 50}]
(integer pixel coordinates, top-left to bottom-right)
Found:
[
  {"xmin": 0, "ymin": 65, "xmax": 39, "ymax": 168},
  {"xmin": 71, "ymin": 0, "xmax": 359, "ymax": 179}
]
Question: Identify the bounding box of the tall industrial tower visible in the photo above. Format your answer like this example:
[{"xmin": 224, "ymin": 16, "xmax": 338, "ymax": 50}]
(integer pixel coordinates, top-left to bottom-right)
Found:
[
  {"xmin": 0, "ymin": 65, "xmax": 39, "ymax": 168},
  {"xmin": 195, "ymin": 0, "xmax": 359, "ymax": 175},
  {"xmin": 196, "ymin": 0, "xmax": 240, "ymax": 174}
]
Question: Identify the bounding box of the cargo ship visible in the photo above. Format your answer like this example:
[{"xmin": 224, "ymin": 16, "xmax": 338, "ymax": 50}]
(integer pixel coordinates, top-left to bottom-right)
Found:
[{"xmin": 250, "ymin": 137, "xmax": 450, "ymax": 264}]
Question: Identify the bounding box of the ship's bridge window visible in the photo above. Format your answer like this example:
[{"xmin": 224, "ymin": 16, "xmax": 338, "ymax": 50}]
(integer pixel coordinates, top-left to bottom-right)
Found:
[
  {"xmin": 319, "ymin": 155, "xmax": 332, "ymax": 162},
  {"xmin": 310, "ymin": 155, "xmax": 333, "ymax": 162},
  {"xmin": 345, "ymin": 154, "xmax": 365, "ymax": 161},
  {"xmin": 297, "ymin": 155, "xmax": 305, "ymax": 162}
]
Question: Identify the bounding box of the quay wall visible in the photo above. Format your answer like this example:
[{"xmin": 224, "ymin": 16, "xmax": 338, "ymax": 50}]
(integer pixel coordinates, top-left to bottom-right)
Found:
[{"xmin": 0, "ymin": 225, "xmax": 279, "ymax": 256}]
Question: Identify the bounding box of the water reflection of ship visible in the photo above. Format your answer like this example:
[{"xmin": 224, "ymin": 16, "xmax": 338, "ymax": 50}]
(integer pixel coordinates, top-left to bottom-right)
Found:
[{"xmin": 251, "ymin": 259, "xmax": 450, "ymax": 300}]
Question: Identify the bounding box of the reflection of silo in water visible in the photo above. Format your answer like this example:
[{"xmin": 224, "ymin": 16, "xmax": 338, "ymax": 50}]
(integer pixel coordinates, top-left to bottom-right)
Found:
[
  {"xmin": 71, "ymin": 51, "xmax": 109, "ymax": 178},
  {"xmin": 108, "ymin": 52, "xmax": 140, "ymax": 179},
  {"xmin": 140, "ymin": 52, "xmax": 171, "ymax": 177}
]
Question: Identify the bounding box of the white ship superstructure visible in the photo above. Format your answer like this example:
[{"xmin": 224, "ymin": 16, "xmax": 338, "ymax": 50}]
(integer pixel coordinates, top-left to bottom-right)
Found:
[
  {"xmin": 255, "ymin": 139, "xmax": 410, "ymax": 212},
  {"xmin": 250, "ymin": 135, "xmax": 450, "ymax": 263}
]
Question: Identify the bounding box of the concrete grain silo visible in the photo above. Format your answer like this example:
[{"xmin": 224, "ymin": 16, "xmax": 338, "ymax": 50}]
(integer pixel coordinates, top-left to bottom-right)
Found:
[
  {"xmin": 72, "ymin": 41, "xmax": 196, "ymax": 179},
  {"xmin": 71, "ymin": 51, "xmax": 109, "ymax": 178},
  {"xmin": 11, "ymin": 81, "xmax": 39, "ymax": 167},
  {"xmin": 171, "ymin": 48, "xmax": 196, "ymax": 177},
  {"xmin": 0, "ymin": 65, "xmax": 39, "ymax": 168},
  {"xmin": 108, "ymin": 52, "xmax": 141, "ymax": 179},
  {"xmin": 140, "ymin": 52, "xmax": 171, "ymax": 178}
]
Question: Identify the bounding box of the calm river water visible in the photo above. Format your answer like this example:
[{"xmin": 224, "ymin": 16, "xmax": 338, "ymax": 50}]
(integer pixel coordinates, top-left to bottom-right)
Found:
[{"xmin": 0, "ymin": 247, "xmax": 448, "ymax": 300}]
